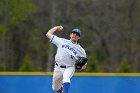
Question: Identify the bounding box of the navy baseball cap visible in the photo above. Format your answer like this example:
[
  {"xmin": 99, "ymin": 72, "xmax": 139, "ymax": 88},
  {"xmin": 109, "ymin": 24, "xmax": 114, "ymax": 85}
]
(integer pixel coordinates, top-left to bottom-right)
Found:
[{"xmin": 71, "ymin": 29, "xmax": 81, "ymax": 37}]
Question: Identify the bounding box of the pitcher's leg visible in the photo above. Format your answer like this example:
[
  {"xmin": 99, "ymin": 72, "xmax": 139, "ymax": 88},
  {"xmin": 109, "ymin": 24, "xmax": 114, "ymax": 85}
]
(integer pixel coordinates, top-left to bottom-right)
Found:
[
  {"xmin": 63, "ymin": 67, "xmax": 75, "ymax": 93},
  {"xmin": 52, "ymin": 70, "xmax": 63, "ymax": 92}
]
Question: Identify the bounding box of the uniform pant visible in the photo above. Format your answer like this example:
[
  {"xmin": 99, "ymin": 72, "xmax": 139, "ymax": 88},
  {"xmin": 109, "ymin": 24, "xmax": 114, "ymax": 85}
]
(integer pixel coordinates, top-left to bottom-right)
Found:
[{"xmin": 52, "ymin": 65, "xmax": 75, "ymax": 91}]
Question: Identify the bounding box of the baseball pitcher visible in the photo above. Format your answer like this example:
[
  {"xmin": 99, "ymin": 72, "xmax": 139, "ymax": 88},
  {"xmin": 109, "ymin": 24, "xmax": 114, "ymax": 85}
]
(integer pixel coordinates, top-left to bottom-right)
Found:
[{"xmin": 46, "ymin": 26, "xmax": 88, "ymax": 93}]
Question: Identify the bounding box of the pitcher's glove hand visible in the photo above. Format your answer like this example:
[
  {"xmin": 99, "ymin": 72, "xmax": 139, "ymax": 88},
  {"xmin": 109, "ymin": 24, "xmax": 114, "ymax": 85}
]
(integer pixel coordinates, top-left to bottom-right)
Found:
[{"xmin": 75, "ymin": 57, "xmax": 88, "ymax": 70}]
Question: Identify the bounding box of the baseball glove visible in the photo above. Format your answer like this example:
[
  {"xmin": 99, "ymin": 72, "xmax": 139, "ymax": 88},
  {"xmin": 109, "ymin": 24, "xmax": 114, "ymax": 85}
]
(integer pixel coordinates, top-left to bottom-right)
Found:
[{"xmin": 75, "ymin": 57, "xmax": 88, "ymax": 70}]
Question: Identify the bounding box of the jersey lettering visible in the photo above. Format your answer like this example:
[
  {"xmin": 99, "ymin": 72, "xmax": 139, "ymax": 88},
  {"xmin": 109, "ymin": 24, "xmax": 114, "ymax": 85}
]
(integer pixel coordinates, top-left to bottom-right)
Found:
[{"xmin": 62, "ymin": 44, "xmax": 77, "ymax": 55}]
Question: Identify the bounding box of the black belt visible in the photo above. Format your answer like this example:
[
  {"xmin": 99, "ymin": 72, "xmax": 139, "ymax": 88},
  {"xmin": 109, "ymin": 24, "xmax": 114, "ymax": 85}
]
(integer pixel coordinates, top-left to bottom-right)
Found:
[{"xmin": 56, "ymin": 63, "xmax": 66, "ymax": 68}]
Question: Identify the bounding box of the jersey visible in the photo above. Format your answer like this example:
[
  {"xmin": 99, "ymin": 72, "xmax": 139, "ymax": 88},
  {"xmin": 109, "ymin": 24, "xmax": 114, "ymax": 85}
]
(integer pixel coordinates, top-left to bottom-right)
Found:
[{"xmin": 50, "ymin": 35, "xmax": 86, "ymax": 67}]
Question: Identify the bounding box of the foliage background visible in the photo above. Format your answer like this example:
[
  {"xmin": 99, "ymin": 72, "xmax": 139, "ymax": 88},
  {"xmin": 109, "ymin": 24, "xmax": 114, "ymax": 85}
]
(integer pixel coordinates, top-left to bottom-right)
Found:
[{"xmin": 0, "ymin": 0, "xmax": 140, "ymax": 72}]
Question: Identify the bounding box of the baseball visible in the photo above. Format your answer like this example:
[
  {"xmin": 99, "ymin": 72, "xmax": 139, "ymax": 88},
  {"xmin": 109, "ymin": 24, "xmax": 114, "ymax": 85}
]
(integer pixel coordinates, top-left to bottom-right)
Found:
[{"xmin": 59, "ymin": 26, "xmax": 63, "ymax": 30}]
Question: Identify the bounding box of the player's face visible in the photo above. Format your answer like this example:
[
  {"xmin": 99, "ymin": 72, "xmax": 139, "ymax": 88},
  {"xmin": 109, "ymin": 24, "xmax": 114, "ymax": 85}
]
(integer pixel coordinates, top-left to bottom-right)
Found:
[{"xmin": 70, "ymin": 32, "xmax": 80, "ymax": 42}]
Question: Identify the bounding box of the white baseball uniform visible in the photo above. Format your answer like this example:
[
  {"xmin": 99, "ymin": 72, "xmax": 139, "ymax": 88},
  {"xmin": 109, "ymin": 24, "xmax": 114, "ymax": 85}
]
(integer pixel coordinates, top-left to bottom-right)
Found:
[{"xmin": 50, "ymin": 35, "xmax": 86, "ymax": 91}]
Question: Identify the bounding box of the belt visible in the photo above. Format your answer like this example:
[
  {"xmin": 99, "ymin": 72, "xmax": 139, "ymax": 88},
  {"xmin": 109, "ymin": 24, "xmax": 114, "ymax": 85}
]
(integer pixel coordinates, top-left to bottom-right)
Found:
[{"xmin": 55, "ymin": 63, "xmax": 66, "ymax": 68}]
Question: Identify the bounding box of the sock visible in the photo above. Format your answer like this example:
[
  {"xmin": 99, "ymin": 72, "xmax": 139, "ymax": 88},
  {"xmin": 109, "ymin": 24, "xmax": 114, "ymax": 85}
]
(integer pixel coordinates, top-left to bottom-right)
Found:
[{"xmin": 63, "ymin": 83, "xmax": 70, "ymax": 93}]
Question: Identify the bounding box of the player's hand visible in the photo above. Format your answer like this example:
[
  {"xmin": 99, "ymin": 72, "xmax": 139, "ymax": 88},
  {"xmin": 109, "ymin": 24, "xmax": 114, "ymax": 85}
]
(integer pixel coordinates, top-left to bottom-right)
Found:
[
  {"xmin": 54, "ymin": 26, "xmax": 63, "ymax": 31},
  {"xmin": 46, "ymin": 25, "xmax": 63, "ymax": 39},
  {"xmin": 81, "ymin": 63, "xmax": 87, "ymax": 70}
]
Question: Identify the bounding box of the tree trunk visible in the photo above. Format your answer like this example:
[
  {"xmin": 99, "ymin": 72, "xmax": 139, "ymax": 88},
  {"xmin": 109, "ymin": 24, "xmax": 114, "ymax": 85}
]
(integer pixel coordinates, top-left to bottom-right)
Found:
[
  {"xmin": 46, "ymin": 0, "xmax": 57, "ymax": 72},
  {"xmin": 127, "ymin": 0, "xmax": 136, "ymax": 71}
]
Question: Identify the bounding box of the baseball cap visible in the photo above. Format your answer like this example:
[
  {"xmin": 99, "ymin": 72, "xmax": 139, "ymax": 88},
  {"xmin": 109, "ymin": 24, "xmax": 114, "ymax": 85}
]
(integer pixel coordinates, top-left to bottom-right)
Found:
[{"xmin": 71, "ymin": 29, "xmax": 81, "ymax": 37}]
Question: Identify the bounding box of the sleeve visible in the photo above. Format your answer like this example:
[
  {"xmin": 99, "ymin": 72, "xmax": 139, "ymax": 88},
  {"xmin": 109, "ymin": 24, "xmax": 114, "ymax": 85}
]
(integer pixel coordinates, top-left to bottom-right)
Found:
[
  {"xmin": 50, "ymin": 35, "xmax": 62, "ymax": 47},
  {"xmin": 79, "ymin": 45, "xmax": 87, "ymax": 58},
  {"xmin": 83, "ymin": 50, "xmax": 87, "ymax": 58},
  {"xmin": 74, "ymin": 46, "xmax": 87, "ymax": 61}
]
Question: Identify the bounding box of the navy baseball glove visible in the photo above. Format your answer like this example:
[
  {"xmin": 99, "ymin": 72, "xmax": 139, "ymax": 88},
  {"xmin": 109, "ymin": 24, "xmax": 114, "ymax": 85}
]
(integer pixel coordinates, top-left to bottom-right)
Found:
[{"xmin": 75, "ymin": 57, "xmax": 88, "ymax": 70}]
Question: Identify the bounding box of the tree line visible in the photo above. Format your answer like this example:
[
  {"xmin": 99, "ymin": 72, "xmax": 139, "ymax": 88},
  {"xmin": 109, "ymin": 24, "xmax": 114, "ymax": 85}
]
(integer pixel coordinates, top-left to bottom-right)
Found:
[{"xmin": 0, "ymin": 0, "xmax": 140, "ymax": 72}]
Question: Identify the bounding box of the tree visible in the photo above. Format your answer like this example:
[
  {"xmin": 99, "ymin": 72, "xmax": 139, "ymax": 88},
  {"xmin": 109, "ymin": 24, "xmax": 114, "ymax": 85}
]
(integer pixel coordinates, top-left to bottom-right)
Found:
[
  {"xmin": 0, "ymin": 0, "xmax": 35, "ymax": 71},
  {"xmin": 19, "ymin": 54, "xmax": 34, "ymax": 72}
]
